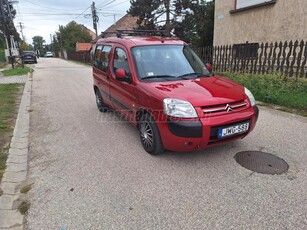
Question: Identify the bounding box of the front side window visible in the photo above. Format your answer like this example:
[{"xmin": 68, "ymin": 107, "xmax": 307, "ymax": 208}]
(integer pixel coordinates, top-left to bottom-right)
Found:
[
  {"xmin": 113, "ymin": 48, "xmax": 130, "ymax": 76},
  {"xmin": 132, "ymin": 45, "xmax": 211, "ymax": 81}
]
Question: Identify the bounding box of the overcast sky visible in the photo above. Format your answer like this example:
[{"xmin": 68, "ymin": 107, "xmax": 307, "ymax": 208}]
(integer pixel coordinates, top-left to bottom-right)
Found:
[{"xmin": 13, "ymin": 0, "xmax": 131, "ymax": 44}]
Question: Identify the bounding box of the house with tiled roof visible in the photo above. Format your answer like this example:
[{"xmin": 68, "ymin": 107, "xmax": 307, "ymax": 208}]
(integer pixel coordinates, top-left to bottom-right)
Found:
[
  {"xmin": 104, "ymin": 14, "xmax": 138, "ymax": 33},
  {"xmin": 76, "ymin": 42, "xmax": 92, "ymax": 52},
  {"xmin": 95, "ymin": 14, "xmax": 138, "ymax": 39}
]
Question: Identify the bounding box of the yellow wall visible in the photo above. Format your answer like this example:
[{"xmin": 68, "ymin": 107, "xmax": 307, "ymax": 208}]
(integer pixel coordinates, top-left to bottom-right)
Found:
[{"xmin": 214, "ymin": 0, "xmax": 307, "ymax": 45}]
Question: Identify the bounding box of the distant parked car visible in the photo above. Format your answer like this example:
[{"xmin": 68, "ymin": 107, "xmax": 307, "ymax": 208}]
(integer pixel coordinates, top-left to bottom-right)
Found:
[
  {"xmin": 45, "ymin": 51, "xmax": 53, "ymax": 57},
  {"xmin": 22, "ymin": 51, "xmax": 37, "ymax": 64}
]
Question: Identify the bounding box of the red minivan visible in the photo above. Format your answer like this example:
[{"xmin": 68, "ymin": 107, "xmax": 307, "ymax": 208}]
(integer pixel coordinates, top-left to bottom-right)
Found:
[{"xmin": 92, "ymin": 30, "xmax": 258, "ymax": 155}]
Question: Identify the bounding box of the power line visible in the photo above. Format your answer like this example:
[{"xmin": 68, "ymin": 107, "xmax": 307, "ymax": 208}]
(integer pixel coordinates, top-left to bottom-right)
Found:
[
  {"xmin": 22, "ymin": 0, "xmax": 90, "ymax": 12},
  {"xmin": 19, "ymin": 13, "xmax": 92, "ymax": 16},
  {"xmin": 96, "ymin": 0, "xmax": 113, "ymax": 8},
  {"xmin": 73, "ymin": 5, "xmax": 91, "ymax": 21},
  {"xmin": 102, "ymin": 0, "xmax": 129, "ymax": 10}
]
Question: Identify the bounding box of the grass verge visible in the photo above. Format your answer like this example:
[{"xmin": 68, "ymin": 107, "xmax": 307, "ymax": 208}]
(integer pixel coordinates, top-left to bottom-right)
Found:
[
  {"xmin": 2, "ymin": 66, "xmax": 31, "ymax": 76},
  {"xmin": 221, "ymin": 73, "xmax": 307, "ymax": 116},
  {"xmin": 18, "ymin": 201, "xmax": 30, "ymax": 214},
  {"xmin": 0, "ymin": 84, "xmax": 23, "ymax": 181},
  {"xmin": 0, "ymin": 62, "xmax": 6, "ymax": 68},
  {"xmin": 20, "ymin": 184, "xmax": 32, "ymax": 194}
]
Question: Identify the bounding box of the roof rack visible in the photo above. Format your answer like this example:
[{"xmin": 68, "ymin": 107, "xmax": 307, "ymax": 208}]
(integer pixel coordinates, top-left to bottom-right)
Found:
[
  {"xmin": 100, "ymin": 31, "xmax": 117, "ymax": 38},
  {"xmin": 116, "ymin": 29, "xmax": 170, "ymax": 38},
  {"xmin": 99, "ymin": 29, "xmax": 170, "ymax": 39}
]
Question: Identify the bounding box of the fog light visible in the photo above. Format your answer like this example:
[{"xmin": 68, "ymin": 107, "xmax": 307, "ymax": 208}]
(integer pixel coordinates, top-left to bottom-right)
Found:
[{"xmin": 184, "ymin": 142, "xmax": 193, "ymax": 147}]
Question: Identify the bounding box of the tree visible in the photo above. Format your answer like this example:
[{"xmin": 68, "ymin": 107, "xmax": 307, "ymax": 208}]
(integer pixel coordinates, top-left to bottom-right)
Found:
[
  {"xmin": 128, "ymin": 0, "xmax": 215, "ymax": 47},
  {"xmin": 174, "ymin": 0, "xmax": 215, "ymax": 47},
  {"xmin": 32, "ymin": 36, "xmax": 45, "ymax": 55},
  {"xmin": 128, "ymin": 0, "xmax": 162, "ymax": 29},
  {"xmin": 0, "ymin": 0, "xmax": 20, "ymax": 49},
  {"xmin": 53, "ymin": 21, "xmax": 92, "ymax": 52},
  {"xmin": 20, "ymin": 40, "xmax": 33, "ymax": 51}
]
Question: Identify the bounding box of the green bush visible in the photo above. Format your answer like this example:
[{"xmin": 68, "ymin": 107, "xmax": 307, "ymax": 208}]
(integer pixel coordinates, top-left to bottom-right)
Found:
[
  {"xmin": 0, "ymin": 49, "xmax": 5, "ymax": 62},
  {"xmin": 220, "ymin": 73, "xmax": 307, "ymax": 112}
]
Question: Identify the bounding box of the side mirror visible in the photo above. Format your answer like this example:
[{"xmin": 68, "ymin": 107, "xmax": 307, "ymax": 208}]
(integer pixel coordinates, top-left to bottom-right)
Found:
[
  {"xmin": 206, "ymin": 63, "xmax": 213, "ymax": 73},
  {"xmin": 116, "ymin": 69, "xmax": 126, "ymax": 79},
  {"xmin": 115, "ymin": 69, "xmax": 131, "ymax": 83}
]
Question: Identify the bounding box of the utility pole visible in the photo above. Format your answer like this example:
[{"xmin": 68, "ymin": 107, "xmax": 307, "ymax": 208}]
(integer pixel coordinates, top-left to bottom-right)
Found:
[
  {"xmin": 59, "ymin": 25, "xmax": 64, "ymax": 58},
  {"xmin": 0, "ymin": 0, "xmax": 14, "ymax": 68},
  {"xmin": 165, "ymin": 0, "xmax": 171, "ymax": 35},
  {"xmin": 91, "ymin": 1, "xmax": 98, "ymax": 37},
  {"xmin": 19, "ymin": 22, "xmax": 25, "ymax": 40},
  {"xmin": 50, "ymin": 34, "xmax": 53, "ymax": 51}
]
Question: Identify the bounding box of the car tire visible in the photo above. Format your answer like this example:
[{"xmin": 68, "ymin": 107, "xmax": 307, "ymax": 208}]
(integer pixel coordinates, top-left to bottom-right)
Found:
[
  {"xmin": 95, "ymin": 89, "xmax": 108, "ymax": 112},
  {"xmin": 139, "ymin": 113, "xmax": 164, "ymax": 155}
]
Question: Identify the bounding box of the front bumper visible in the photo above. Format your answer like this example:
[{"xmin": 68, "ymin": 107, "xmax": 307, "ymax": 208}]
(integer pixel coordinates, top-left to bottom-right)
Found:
[{"xmin": 159, "ymin": 106, "xmax": 258, "ymax": 152}]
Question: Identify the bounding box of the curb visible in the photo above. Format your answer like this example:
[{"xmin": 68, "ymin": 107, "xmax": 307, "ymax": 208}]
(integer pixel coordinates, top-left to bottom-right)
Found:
[{"xmin": 0, "ymin": 72, "xmax": 32, "ymax": 229}]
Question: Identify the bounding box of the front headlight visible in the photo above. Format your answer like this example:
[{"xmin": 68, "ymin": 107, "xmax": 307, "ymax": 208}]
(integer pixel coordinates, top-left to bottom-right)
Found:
[
  {"xmin": 163, "ymin": 98, "xmax": 198, "ymax": 118},
  {"xmin": 244, "ymin": 87, "xmax": 256, "ymax": 106}
]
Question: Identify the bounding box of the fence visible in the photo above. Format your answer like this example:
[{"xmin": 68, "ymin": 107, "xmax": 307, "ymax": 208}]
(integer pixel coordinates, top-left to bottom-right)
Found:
[
  {"xmin": 67, "ymin": 52, "xmax": 91, "ymax": 64},
  {"xmin": 195, "ymin": 40, "xmax": 307, "ymax": 78}
]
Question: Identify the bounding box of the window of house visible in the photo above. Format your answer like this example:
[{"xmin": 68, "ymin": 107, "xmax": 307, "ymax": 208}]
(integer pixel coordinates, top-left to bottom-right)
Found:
[
  {"xmin": 94, "ymin": 45, "xmax": 112, "ymax": 72},
  {"xmin": 231, "ymin": 0, "xmax": 276, "ymax": 13},
  {"xmin": 233, "ymin": 43, "xmax": 259, "ymax": 59},
  {"xmin": 113, "ymin": 48, "xmax": 130, "ymax": 77}
]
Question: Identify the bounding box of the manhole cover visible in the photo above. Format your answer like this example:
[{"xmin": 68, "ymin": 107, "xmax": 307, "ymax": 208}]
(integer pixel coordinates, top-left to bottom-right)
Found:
[{"xmin": 235, "ymin": 151, "xmax": 289, "ymax": 174}]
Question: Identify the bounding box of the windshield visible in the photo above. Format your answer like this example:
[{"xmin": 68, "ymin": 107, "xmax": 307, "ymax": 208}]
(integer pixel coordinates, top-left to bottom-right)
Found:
[{"xmin": 132, "ymin": 45, "xmax": 211, "ymax": 81}]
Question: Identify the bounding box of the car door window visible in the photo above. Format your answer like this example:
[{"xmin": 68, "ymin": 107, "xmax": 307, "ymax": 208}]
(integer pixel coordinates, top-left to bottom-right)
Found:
[
  {"xmin": 113, "ymin": 48, "xmax": 130, "ymax": 77},
  {"xmin": 100, "ymin": 46, "xmax": 112, "ymax": 72},
  {"xmin": 94, "ymin": 45, "xmax": 112, "ymax": 72},
  {"xmin": 94, "ymin": 45, "xmax": 103, "ymax": 68}
]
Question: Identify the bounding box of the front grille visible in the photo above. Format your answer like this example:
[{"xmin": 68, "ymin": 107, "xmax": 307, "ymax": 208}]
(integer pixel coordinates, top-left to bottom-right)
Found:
[{"xmin": 202, "ymin": 100, "xmax": 248, "ymax": 116}]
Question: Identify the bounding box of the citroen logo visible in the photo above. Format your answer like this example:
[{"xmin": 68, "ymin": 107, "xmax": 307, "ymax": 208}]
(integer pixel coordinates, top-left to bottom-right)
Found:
[{"xmin": 225, "ymin": 104, "xmax": 233, "ymax": 112}]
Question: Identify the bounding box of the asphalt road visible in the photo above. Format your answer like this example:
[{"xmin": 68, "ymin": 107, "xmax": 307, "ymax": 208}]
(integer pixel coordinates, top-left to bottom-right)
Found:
[{"xmin": 25, "ymin": 58, "xmax": 307, "ymax": 230}]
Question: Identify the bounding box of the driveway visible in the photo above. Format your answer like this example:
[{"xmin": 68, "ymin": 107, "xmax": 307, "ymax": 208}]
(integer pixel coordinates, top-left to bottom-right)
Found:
[{"xmin": 25, "ymin": 58, "xmax": 307, "ymax": 229}]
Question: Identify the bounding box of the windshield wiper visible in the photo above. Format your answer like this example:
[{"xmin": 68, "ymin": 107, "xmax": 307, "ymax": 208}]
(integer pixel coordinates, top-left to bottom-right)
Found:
[
  {"xmin": 178, "ymin": 72, "xmax": 212, "ymax": 79},
  {"xmin": 141, "ymin": 75, "xmax": 177, "ymax": 80}
]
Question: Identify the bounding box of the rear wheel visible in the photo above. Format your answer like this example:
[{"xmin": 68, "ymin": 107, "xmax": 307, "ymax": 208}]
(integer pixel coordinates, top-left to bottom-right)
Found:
[
  {"xmin": 139, "ymin": 113, "xmax": 164, "ymax": 155},
  {"xmin": 95, "ymin": 89, "xmax": 108, "ymax": 112}
]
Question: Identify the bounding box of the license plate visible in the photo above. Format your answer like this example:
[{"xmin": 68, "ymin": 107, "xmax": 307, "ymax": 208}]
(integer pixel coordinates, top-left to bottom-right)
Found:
[{"xmin": 218, "ymin": 122, "xmax": 249, "ymax": 138}]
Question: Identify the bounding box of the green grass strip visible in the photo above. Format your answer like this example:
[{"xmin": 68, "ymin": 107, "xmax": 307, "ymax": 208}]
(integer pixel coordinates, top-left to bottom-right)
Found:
[
  {"xmin": 0, "ymin": 84, "xmax": 22, "ymax": 181},
  {"xmin": 2, "ymin": 67, "xmax": 31, "ymax": 76},
  {"xmin": 221, "ymin": 73, "xmax": 307, "ymax": 113}
]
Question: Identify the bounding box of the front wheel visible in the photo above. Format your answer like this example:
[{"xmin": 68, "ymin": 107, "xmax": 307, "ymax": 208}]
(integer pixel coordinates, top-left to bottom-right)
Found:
[{"xmin": 139, "ymin": 113, "xmax": 164, "ymax": 155}]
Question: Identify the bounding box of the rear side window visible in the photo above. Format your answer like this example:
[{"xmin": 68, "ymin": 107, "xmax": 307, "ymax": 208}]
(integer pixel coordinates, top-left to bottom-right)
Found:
[
  {"xmin": 94, "ymin": 45, "xmax": 112, "ymax": 72},
  {"xmin": 94, "ymin": 45, "xmax": 102, "ymax": 68},
  {"xmin": 23, "ymin": 51, "xmax": 34, "ymax": 55}
]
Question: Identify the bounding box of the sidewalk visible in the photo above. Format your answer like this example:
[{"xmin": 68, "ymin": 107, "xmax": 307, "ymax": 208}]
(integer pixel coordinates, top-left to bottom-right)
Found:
[
  {"xmin": 0, "ymin": 65, "xmax": 28, "ymax": 84},
  {"xmin": 0, "ymin": 75, "xmax": 28, "ymax": 84},
  {"xmin": 0, "ymin": 72, "xmax": 32, "ymax": 229}
]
